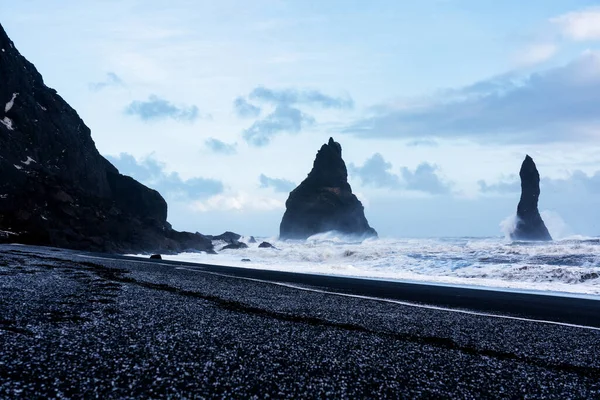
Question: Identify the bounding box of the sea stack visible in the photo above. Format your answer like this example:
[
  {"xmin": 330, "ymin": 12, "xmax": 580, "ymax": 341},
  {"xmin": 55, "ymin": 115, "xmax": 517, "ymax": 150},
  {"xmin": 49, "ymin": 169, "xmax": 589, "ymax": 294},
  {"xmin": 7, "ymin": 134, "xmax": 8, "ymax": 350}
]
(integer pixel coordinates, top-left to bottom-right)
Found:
[
  {"xmin": 511, "ymin": 155, "xmax": 552, "ymax": 241},
  {"xmin": 279, "ymin": 137, "xmax": 377, "ymax": 239},
  {"xmin": 0, "ymin": 23, "xmax": 212, "ymax": 253}
]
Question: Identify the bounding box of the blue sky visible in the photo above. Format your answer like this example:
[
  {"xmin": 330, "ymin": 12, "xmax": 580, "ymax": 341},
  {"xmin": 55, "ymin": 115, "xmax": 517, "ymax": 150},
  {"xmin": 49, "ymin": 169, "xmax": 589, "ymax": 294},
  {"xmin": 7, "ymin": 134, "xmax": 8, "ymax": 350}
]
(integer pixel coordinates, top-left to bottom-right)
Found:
[{"xmin": 4, "ymin": 0, "xmax": 600, "ymax": 238}]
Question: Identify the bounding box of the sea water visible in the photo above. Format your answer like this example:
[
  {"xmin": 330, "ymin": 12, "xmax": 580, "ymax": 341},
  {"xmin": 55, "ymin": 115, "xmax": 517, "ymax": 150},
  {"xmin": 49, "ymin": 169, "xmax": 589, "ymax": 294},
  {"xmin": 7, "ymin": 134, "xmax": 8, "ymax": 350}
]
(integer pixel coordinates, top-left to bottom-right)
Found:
[{"xmin": 161, "ymin": 232, "xmax": 600, "ymax": 296}]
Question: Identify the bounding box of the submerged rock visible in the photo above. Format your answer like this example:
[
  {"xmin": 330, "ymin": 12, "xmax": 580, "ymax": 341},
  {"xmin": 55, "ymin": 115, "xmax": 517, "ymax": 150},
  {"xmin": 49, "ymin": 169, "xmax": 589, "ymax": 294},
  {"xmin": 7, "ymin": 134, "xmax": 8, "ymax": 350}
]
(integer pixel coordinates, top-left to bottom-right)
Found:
[
  {"xmin": 221, "ymin": 242, "xmax": 249, "ymax": 250},
  {"xmin": 206, "ymin": 231, "xmax": 242, "ymax": 244},
  {"xmin": 511, "ymin": 155, "xmax": 552, "ymax": 241},
  {"xmin": 279, "ymin": 137, "xmax": 377, "ymax": 239},
  {"xmin": 258, "ymin": 241, "xmax": 274, "ymax": 248},
  {"xmin": 150, "ymin": 254, "xmax": 162, "ymax": 260},
  {"xmin": 0, "ymin": 23, "xmax": 212, "ymax": 254}
]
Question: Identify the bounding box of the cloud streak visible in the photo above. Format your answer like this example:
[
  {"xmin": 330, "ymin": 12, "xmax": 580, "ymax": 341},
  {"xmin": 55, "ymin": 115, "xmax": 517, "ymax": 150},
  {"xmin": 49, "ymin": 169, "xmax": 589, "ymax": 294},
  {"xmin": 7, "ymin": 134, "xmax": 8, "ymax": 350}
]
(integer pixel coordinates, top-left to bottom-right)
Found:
[
  {"xmin": 249, "ymin": 87, "xmax": 354, "ymax": 109},
  {"xmin": 238, "ymin": 86, "xmax": 354, "ymax": 146},
  {"xmin": 191, "ymin": 192, "xmax": 284, "ymax": 212},
  {"xmin": 514, "ymin": 43, "xmax": 557, "ymax": 66},
  {"xmin": 205, "ymin": 138, "xmax": 237, "ymax": 155},
  {"xmin": 233, "ymin": 97, "xmax": 261, "ymax": 118},
  {"xmin": 259, "ymin": 174, "xmax": 296, "ymax": 193},
  {"xmin": 401, "ymin": 163, "xmax": 452, "ymax": 195},
  {"xmin": 124, "ymin": 95, "xmax": 202, "ymax": 122},
  {"xmin": 243, "ymin": 105, "xmax": 315, "ymax": 146},
  {"xmin": 342, "ymin": 52, "xmax": 600, "ymax": 144},
  {"xmin": 552, "ymin": 8, "xmax": 600, "ymax": 41},
  {"xmin": 349, "ymin": 153, "xmax": 401, "ymax": 189},
  {"xmin": 106, "ymin": 153, "xmax": 223, "ymax": 199},
  {"xmin": 478, "ymin": 177, "xmax": 520, "ymax": 194},
  {"xmin": 89, "ymin": 72, "xmax": 124, "ymax": 91},
  {"xmin": 479, "ymin": 170, "xmax": 600, "ymax": 195},
  {"xmin": 350, "ymin": 154, "xmax": 451, "ymax": 195}
]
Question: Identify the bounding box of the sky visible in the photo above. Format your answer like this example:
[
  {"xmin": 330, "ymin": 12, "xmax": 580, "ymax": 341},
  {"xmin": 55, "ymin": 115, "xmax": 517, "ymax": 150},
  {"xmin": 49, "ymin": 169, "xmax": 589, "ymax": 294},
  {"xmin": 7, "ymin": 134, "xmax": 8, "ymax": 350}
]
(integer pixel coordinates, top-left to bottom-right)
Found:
[{"xmin": 3, "ymin": 0, "xmax": 600, "ymax": 238}]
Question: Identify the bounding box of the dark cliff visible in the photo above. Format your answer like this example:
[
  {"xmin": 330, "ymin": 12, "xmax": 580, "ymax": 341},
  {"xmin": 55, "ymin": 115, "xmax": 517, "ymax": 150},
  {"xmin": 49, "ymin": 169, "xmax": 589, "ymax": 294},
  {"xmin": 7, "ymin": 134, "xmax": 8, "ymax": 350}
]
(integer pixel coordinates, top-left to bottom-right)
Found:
[
  {"xmin": 511, "ymin": 155, "xmax": 552, "ymax": 241},
  {"xmin": 0, "ymin": 23, "xmax": 212, "ymax": 253},
  {"xmin": 279, "ymin": 137, "xmax": 377, "ymax": 239}
]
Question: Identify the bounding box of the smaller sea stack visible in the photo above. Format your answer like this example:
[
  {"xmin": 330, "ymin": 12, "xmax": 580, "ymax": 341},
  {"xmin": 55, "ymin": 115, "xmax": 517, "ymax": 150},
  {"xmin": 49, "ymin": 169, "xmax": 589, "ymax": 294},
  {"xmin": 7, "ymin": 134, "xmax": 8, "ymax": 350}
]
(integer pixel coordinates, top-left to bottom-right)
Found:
[
  {"xmin": 511, "ymin": 155, "xmax": 552, "ymax": 241},
  {"xmin": 279, "ymin": 137, "xmax": 377, "ymax": 239}
]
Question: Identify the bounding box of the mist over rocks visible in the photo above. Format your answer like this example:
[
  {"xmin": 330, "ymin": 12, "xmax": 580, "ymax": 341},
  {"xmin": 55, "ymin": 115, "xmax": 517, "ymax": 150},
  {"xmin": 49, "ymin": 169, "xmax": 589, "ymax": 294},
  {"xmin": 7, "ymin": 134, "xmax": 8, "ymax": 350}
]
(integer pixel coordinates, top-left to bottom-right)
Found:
[
  {"xmin": 511, "ymin": 155, "xmax": 552, "ymax": 241},
  {"xmin": 279, "ymin": 137, "xmax": 377, "ymax": 239},
  {"xmin": 0, "ymin": 22, "xmax": 212, "ymax": 254}
]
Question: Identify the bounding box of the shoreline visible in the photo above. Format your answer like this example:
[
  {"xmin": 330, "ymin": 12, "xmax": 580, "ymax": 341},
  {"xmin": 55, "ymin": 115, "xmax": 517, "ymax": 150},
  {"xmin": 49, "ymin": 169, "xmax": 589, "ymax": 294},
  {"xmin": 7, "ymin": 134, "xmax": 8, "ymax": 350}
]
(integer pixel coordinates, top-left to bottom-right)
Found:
[
  {"xmin": 2, "ymin": 243, "xmax": 600, "ymax": 397},
  {"xmin": 160, "ymin": 253, "xmax": 600, "ymax": 300},
  {"xmin": 16, "ymin": 243, "xmax": 600, "ymax": 328}
]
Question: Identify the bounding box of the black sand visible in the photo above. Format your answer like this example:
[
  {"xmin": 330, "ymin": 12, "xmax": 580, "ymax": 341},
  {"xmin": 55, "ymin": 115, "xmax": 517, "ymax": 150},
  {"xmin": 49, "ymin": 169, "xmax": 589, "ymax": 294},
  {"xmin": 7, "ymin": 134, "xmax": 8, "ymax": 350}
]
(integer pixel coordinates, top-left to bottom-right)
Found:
[{"xmin": 1, "ymin": 244, "xmax": 599, "ymax": 398}]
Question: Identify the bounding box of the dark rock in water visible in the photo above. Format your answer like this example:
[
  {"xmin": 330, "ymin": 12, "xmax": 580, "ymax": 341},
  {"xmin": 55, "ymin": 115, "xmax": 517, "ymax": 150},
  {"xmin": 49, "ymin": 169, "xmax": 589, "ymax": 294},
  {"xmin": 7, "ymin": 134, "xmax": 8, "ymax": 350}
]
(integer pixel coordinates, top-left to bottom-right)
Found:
[
  {"xmin": 279, "ymin": 137, "xmax": 377, "ymax": 240},
  {"xmin": 206, "ymin": 231, "xmax": 242, "ymax": 244},
  {"xmin": 511, "ymin": 155, "xmax": 552, "ymax": 241},
  {"xmin": 258, "ymin": 241, "xmax": 274, "ymax": 248},
  {"xmin": 0, "ymin": 23, "xmax": 213, "ymax": 254},
  {"xmin": 221, "ymin": 242, "xmax": 248, "ymax": 250},
  {"xmin": 150, "ymin": 254, "xmax": 162, "ymax": 260},
  {"xmin": 248, "ymin": 236, "xmax": 257, "ymax": 244},
  {"xmin": 241, "ymin": 258, "xmax": 251, "ymax": 262}
]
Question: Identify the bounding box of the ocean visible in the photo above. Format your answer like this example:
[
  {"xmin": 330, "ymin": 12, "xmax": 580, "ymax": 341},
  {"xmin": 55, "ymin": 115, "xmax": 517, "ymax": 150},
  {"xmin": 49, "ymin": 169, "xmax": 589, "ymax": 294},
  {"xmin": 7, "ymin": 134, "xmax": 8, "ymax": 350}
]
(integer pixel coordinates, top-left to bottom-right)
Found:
[{"xmin": 159, "ymin": 232, "xmax": 600, "ymax": 296}]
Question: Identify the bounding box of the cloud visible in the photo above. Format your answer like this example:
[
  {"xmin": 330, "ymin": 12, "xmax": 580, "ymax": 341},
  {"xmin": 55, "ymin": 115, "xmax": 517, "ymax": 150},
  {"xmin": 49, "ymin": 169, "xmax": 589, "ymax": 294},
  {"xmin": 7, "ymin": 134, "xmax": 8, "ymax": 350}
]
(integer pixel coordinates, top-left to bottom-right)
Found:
[
  {"xmin": 106, "ymin": 153, "xmax": 223, "ymax": 199},
  {"xmin": 89, "ymin": 72, "xmax": 124, "ymax": 91},
  {"xmin": 124, "ymin": 95, "xmax": 202, "ymax": 122},
  {"xmin": 406, "ymin": 139, "xmax": 439, "ymax": 147},
  {"xmin": 349, "ymin": 153, "xmax": 401, "ymax": 189},
  {"xmin": 401, "ymin": 163, "xmax": 452, "ymax": 195},
  {"xmin": 191, "ymin": 192, "xmax": 285, "ymax": 212},
  {"xmin": 478, "ymin": 177, "xmax": 520, "ymax": 194},
  {"xmin": 259, "ymin": 174, "xmax": 296, "ymax": 193},
  {"xmin": 350, "ymin": 154, "xmax": 451, "ymax": 195},
  {"xmin": 514, "ymin": 43, "xmax": 558, "ymax": 66},
  {"xmin": 342, "ymin": 51, "xmax": 600, "ymax": 144},
  {"xmin": 239, "ymin": 86, "xmax": 353, "ymax": 146},
  {"xmin": 243, "ymin": 105, "xmax": 315, "ymax": 146},
  {"xmin": 205, "ymin": 138, "xmax": 237, "ymax": 155},
  {"xmin": 552, "ymin": 8, "xmax": 600, "ymax": 41},
  {"xmin": 233, "ymin": 97, "xmax": 261, "ymax": 118},
  {"xmin": 543, "ymin": 170, "xmax": 600, "ymax": 194},
  {"xmin": 249, "ymin": 86, "xmax": 354, "ymax": 109},
  {"xmin": 478, "ymin": 170, "xmax": 600, "ymax": 195}
]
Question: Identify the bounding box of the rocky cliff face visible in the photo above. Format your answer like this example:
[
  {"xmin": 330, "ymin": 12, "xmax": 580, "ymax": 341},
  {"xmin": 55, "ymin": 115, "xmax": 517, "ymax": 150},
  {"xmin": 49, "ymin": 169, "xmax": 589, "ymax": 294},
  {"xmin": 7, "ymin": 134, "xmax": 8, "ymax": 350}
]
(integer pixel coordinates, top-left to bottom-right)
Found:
[
  {"xmin": 279, "ymin": 137, "xmax": 377, "ymax": 239},
  {"xmin": 511, "ymin": 155, "xmax": 552, "ymax": 241},
  {"xmin": 0, "ymin": 23, "xmax": 212, "ymax": 253}
]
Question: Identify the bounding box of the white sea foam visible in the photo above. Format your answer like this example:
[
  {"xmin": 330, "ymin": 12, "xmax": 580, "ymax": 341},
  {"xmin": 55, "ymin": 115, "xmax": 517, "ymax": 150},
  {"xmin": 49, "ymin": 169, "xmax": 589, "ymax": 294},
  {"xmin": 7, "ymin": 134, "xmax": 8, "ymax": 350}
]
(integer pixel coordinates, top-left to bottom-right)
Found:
[{"xmin": 156, "ymin": 232, "xmax": 600, "ymax": 296}]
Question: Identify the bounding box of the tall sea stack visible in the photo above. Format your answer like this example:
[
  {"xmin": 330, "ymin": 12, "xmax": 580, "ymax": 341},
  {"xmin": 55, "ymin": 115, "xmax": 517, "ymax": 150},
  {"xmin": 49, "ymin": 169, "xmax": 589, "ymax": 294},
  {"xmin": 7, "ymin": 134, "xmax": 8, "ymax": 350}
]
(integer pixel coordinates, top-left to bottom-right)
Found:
[
  {"xmin": 279, "ymin": 137, "xmax": 377, "ymax": 239},
  {"xmin": 511, "ymin": 155, "xmax": 552, "ymax": 241},
  {"xmin": 0, "ymin": 23, "xmax": 212, "ymax": 253}
]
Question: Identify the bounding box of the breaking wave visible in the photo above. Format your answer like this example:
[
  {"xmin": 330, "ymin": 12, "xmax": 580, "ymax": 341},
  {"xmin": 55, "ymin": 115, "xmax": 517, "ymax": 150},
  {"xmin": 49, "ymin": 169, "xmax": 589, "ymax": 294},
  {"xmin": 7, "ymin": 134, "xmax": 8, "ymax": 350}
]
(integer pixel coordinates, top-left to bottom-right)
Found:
[{"xmin": 160, "ymin": 231, "xmax": 600, "ymax": 295}]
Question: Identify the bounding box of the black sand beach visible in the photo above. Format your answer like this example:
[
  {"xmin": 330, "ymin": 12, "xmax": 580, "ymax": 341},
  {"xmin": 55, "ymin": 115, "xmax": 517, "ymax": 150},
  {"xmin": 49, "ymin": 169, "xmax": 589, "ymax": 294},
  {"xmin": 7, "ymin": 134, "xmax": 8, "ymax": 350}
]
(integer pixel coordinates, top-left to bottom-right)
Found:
[{"xmin": 1, "ymin": 244, "xmax": 600, "ymax": 398}]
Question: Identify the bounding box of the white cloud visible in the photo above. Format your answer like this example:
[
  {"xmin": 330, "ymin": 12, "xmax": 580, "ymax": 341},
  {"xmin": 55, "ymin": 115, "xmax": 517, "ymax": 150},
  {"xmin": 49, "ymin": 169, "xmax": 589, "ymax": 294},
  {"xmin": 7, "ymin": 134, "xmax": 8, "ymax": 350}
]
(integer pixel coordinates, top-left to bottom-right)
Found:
[
  {"xmin": 191, "ymin": 192, "xmax": 285, "ymax": 212},
  {"xmin": 514, "ymin": 43, "xmax": 557, "ymax": 66},
  {"xmin": 552, "ymin": 8, "xmax": 600, "ymax": 41}
]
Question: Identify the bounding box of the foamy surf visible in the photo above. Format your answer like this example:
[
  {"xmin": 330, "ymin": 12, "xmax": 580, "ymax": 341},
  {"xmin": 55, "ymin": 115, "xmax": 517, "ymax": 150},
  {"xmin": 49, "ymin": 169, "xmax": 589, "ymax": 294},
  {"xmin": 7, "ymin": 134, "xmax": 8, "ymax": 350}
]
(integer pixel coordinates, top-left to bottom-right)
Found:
[{"xmin": 149, "ymin": 232, "xmax": 600, "ymax": 296}]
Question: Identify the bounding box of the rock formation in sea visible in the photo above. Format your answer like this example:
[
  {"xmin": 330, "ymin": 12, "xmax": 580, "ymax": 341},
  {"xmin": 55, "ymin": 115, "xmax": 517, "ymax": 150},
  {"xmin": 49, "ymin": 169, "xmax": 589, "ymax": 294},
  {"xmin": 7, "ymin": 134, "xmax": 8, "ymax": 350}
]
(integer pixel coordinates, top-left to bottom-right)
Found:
[
  {"xmin": 0, "ymin": 23, "xmax": 212, "ymax": 253},
  {"xmin": 206, "ymin": 231, "xmax": 242, "ymax": 244},
  {"xmin": 221, "ymin": 242, "xmax": 248, "ymax": 250},
  {"xmin": 279, "ymin": 137, "xmax": 377, "ymax": 239},
  {"xmin": 511, "ymin": 155, "xmax": 552, "ymax": 241}
]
